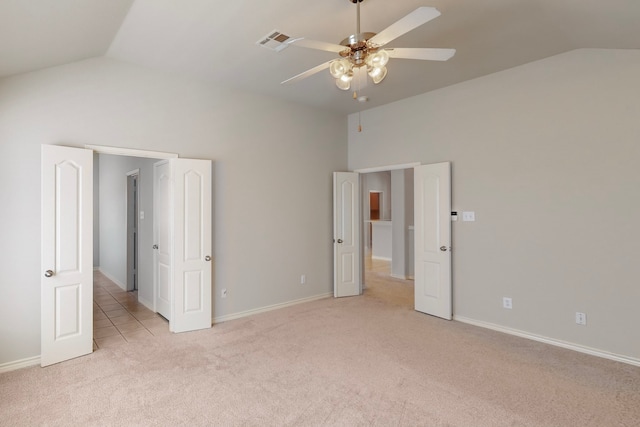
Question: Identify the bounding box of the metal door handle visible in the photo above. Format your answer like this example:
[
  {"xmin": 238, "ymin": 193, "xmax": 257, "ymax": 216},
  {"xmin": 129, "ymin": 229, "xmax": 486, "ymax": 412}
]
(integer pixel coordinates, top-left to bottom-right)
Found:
[
  {"xmin": 440, "ymin": 246, "xmax": 448, "ymax": 252},
  {"xmin": 153, "ymin": 244, "xmax": 158, "ymax": 249},
  {"xmin": 337, "ymin": 239, "xmax": 344, "ymax": 244},
  {"xmin": 44, "ymin": 270, "xmax": 54, "ymax": 278},
  {"xmin": 205, "ymin": 255, "xmax": 211, "ymax": 261}
]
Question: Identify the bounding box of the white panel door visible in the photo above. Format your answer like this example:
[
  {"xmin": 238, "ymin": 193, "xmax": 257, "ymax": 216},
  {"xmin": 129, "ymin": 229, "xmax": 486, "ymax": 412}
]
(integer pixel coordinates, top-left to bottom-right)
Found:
[
  {"xmin": 333, "ymin": 172, "xmax": 361, "ymax": 297},
  {"xmin": 41, "ymin": 145, "xmax": 93, "ymax": 367},
  {"xmin": 170, "ymin": 159, "xmax": 212, "ymax": 333},
  {"xmin": 414, "ymin": 162, "xmax": 452, "ymax": 320},
  {"xmin": 153, "ymin": 161, "xmax": 172, "ymax": 320}
]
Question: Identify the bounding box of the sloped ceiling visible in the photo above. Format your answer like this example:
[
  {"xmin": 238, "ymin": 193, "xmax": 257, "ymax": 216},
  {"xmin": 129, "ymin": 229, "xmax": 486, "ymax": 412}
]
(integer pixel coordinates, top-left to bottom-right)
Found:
[
  {"xmin": 2, "ymin": 0, "xmax": 640, "ymax": 114},
  {"xmin": 0, "ymin": 0, "xmax": 134, "ymax": 77}
]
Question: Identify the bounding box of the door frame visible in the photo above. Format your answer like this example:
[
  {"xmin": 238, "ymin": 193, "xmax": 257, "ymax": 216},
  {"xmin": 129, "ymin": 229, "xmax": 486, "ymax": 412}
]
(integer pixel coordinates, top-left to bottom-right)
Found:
[
  {"xmin": 91, "ymin": 145, "xmax": 213, "ymax": 333},
  {"xmin": 92, "ymin": 145, "xmax": 178, "ymax": 315},
  {"xmin": 354, "ymin": 163, "xmax": 420, "ymax": 291}
]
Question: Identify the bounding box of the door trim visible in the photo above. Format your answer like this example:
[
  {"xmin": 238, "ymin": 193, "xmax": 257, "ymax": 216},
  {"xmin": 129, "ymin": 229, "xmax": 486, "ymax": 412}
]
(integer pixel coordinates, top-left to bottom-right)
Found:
[
  {"xmin": 86, "ymin": 145, "xmax": 178, "ymax": 160},
  {"xmin": 354, "ymin": 162, "xmax": 420, "ymax": 174}
]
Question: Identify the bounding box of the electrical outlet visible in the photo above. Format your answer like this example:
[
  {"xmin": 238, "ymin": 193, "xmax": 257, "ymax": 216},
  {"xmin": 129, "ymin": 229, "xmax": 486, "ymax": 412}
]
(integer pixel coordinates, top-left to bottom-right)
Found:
[
  {"xmin": 221, "ymin": 288, "xmax": 227, "ymax": 299},
  {"xmin": 300, "ymin": 274, "xmax": 306, "ymax": 285},
  {"xmin": 502, "ymin": 297, "xmax": 513, "ymax": 309},
  {"xmin": 575, "ymin": 312, "xmax": 587, "ymax": 325}
]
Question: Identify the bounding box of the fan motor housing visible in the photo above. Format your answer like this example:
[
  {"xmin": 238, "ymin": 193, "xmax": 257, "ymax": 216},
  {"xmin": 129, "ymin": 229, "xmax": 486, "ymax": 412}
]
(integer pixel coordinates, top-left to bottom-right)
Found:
[{"xmin": 339, "ymin": 32, "xmax": 377, "ymax": 66}]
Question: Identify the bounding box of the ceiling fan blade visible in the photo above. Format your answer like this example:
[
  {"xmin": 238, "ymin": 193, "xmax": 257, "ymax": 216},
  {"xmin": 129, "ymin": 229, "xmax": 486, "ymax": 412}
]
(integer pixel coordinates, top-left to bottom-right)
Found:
[
  {"xmin": 368, "ymin": 7, "xmax": 441, "ymax": 48},
  {"xmin": 386, "ymin": 48, "xmax": 456, "ymax": 61},
  {"xmin": 281, "ymin": 60, "xmax": 334, "ymax": 84},
  {"xmin": 287, "ymin": 38, "xmax": 346, "ymax": 53}
]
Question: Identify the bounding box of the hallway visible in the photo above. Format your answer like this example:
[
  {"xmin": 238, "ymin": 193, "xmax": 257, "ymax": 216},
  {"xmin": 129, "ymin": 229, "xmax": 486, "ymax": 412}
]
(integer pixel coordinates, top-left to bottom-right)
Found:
[
  {"xmin": 93, "ymin": 271, "xmax": 168, "ymax": 349},
  {"xmin": 363, "ymin": 251, "xmax": 414, "ymax": 309}
]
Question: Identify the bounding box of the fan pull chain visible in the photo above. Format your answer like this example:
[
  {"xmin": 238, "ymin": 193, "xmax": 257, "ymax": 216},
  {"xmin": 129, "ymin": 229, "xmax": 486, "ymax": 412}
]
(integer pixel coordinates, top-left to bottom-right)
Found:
[{"xmin": 358, "ymin": 111, "xmax": 362, "ymax": 132}]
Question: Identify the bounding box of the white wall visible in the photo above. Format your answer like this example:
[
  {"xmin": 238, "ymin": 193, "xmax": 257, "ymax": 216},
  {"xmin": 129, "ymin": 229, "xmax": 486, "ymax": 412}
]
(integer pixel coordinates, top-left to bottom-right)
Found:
[
  {"xmin": 349, "ymin": 49, "xmax": 640, "ymax": 361},
  {"xmin": 0, "ymin": 57, "xmax": 346, "ymax": 366},
  {"xmin": 390, "ymin": 168, "xmax": 414, "ymax": 279},
  {"xmin": 97, "ymin": 154, "xmax": 157, "ymax": 306}
]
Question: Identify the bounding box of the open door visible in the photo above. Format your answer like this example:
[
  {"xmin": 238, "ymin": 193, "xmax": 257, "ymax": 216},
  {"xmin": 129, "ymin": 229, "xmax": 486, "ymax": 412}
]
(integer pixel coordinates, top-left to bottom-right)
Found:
[
  {"xmin": 333, "ymin": 172, "xmax": 361, "ymax": 297},
  {"xmin": 41, "ymin": 145, "xmax": 93, "ymax": 366},
  {"xmin": 170, "ymin": 158, "xmax": 212, "ymax": 333},
  {"xmin": 414, "ymin": 162, "xmax": 452, "ymax": 320},
  {"xmin": 153, "ymin": 158, "xmax": 212, "ymax": 332},
  {"xmin": 153, "ymin": 161, "xmax": 172, "ymax": 320}
]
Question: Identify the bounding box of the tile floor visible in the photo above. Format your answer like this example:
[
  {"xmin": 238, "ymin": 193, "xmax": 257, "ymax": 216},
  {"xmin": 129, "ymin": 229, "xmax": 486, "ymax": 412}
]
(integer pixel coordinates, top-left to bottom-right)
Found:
[
  {"xmin": 364, "ymin": 249, "xmax": 393, "ymax": 275},
  {"xmin": 93, "ymin": 271, "xmax": 169, "ymax": 349}
]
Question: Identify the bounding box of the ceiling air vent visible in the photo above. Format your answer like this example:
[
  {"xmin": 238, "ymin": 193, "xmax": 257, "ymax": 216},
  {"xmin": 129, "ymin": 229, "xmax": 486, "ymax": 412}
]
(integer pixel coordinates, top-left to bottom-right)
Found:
[{"xmin": 257, "ymin": 30, "xmax": 292, "ymax": 52}]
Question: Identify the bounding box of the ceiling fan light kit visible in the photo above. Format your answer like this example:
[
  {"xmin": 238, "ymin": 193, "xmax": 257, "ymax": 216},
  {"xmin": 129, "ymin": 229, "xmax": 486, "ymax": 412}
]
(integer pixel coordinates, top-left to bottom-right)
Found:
[{"xmin": 269, "ymin": 0, "xmax": 455, "ymax": 98}]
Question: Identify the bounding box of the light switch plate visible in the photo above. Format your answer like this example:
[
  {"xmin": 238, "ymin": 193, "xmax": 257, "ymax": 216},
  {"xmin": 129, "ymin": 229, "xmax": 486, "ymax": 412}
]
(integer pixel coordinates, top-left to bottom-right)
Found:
[{"xmin": 462, "ymin": 211, "xmax": 475, "ymax": 222}]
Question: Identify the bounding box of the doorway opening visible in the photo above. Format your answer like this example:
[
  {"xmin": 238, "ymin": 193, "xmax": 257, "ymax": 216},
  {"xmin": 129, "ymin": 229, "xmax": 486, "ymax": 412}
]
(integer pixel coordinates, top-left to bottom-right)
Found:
[
  {"xmin": 92, "ymin": 150, "xmax": 174, "ymax": 348},
  {"xmin": 361, "ymin": 169, "xmax": 415, "ymax": 309},
  {"xmin": 369, "ymin": 191, "xmax": 381, "ymax": 220}
]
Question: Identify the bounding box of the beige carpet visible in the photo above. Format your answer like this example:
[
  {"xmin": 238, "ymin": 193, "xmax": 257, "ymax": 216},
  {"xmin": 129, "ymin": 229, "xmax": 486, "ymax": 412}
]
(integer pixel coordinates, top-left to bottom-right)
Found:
[{"xmin": 2, "ymin": 275, "xmax": 639, "ymax": 426}]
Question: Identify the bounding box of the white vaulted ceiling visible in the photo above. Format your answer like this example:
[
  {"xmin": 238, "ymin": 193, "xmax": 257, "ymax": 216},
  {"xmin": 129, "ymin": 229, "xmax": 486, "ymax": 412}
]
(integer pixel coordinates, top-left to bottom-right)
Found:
[
  {"xmin": 2, "ymin": 0, "xmax": 640, "ymax": 114},
  {"xmin": 0, "ymin": 0, "xmax": 135, "ymax": 77}
]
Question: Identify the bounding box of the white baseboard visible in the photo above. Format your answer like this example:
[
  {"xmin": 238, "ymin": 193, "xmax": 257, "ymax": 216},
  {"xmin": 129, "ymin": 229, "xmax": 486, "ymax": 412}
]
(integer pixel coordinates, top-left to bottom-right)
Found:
[
  {"xmin": 0, "ymin": 355, "xmax": 40, "ymax": 373},
  {"xmin": 454, "ymin": 315, "xmax": 640, "ymax": 367},
  {"xmin": 96, "ymin": 268, "xmax": 127, "ymax": 290},
  {"xmin": 390, "ymin": 274, "xmax": 414, "ymax": 280},
  {"xmin": 372, "ymin": 256, "xmax": 391, "ymax": 261},
  {"xmin": 213, "ymin": 292, "xmax": 332, "ymax": 324}
]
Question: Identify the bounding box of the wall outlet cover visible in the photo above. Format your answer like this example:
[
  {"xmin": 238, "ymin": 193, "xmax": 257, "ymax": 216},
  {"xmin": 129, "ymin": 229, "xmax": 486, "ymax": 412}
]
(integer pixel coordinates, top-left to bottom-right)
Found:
[{"xmin": 462, "ymin": 211, "xmax": 476, "ymax": 221}]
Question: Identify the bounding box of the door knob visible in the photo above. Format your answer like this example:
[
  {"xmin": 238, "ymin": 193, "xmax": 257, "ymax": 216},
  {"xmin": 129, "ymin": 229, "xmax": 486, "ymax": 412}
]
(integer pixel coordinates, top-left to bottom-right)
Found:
[
  {"xmin": 337, "ymin": 239, "xmax": 344, "ymax": 244},
  {"xmin": 205, "ymin": 255, "xmax": 211, "ymax": 261},
  {"xmin": 440, "ymin": 246, "xmax": 448, "ymax": 252},
  {"xmin": 152, "ymin": 244, "xmax": 158, "ymax": 249},
  {"xmin": 44, "ymin": 270, "xmax": 54, "ymax": 278}
]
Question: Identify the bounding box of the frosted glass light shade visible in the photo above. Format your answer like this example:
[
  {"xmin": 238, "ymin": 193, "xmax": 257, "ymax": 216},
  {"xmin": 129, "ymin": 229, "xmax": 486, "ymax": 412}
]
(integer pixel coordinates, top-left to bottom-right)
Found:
[
  {"xmin": 366, "ymin": 50, "xmax": 389, "ymax": 68},
  {"xmin": 368, "ymin": 65, "xmax": 387, "ymax": 84},
  {"xmin": 335, "ymin": 78, "xmax": 351, "ymax": 90},
  {"xmin": 330, "ymin": 59, "xmax": 351, "ymax": 78}
]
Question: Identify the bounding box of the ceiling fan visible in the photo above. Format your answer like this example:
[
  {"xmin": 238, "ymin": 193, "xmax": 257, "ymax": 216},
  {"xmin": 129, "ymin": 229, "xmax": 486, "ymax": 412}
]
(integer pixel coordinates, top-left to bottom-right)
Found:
[{"xmin": 271, "ymin": 0, "xmax": 456, "ymax": 94}]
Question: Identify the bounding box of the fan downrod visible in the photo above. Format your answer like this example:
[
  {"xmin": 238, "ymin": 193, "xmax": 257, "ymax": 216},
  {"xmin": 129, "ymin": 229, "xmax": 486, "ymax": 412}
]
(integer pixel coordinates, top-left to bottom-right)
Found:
[{"xmin": 340, "ymin": 0, "xmax": 375, "ymax": 66}]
